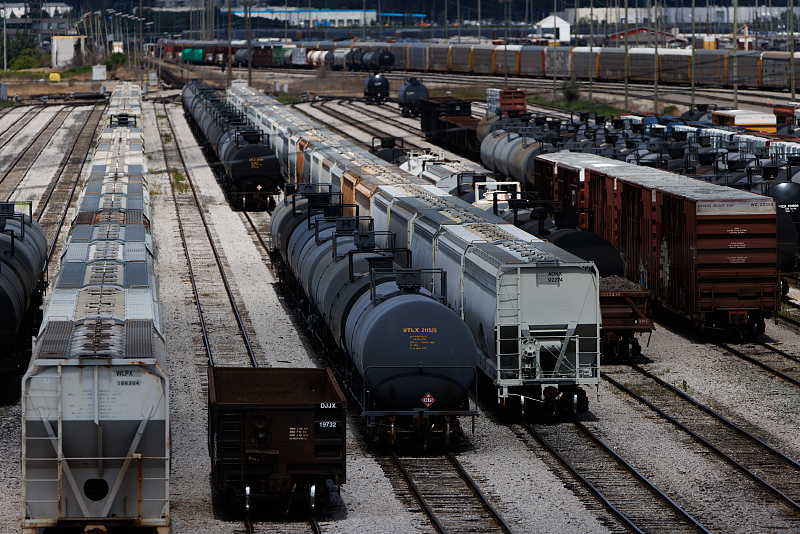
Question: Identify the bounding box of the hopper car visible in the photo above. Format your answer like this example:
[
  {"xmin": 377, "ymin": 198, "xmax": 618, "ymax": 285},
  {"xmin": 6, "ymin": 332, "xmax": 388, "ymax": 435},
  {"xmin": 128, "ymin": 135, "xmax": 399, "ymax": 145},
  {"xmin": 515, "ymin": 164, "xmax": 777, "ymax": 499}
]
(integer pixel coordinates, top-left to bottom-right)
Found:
[
  {"xmin": 158, "ymin": 38, "xmax": 800, "ymax": 91},
  {"xmin": 228, "ymin": 85, "xmax": 602, "ymax": 417},
  {"xmin": 182, "ymin": 80, "xmax": 283, "ymax": 209},
  {"xmin": 21, "ymin": 84, "xmax": 171, "ymax": 534}
]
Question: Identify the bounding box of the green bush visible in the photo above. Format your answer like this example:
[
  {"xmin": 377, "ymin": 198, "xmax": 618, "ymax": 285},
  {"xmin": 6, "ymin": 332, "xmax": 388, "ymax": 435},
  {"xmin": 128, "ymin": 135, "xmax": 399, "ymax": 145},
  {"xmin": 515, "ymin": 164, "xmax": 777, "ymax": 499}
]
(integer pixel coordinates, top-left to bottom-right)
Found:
[
  {"xmin": 10, "ymin": 54, "xmax": 39, "ymax": 70},
  {"xmin": 105, "ymin": 53, "xmax": 127, "ymax": 70},
  {"xmin": 561, "ymin": 77, "xmax": 581, "ymax": 102}
]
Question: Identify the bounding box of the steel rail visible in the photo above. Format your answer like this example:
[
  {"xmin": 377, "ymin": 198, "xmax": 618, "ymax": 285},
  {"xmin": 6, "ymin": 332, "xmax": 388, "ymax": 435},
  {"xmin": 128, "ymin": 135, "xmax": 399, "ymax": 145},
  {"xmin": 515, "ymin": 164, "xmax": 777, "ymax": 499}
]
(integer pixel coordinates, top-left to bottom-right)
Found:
[
  {"xmin": 522, "ymin": 420, "xmax": 710, "ymax": 534},
  {"xmin": 35, "ymin": 105, "xmax": 102, "ymax": 220},
  {"xmin": 445, "ymin": 452, "xmax": 516, "ymax": 534},
  {"xmin": 159, "ymin": 102, "xmax": 258, "ymax": 367},
  {"xmin": 38, "ymin": 105, "xmax": 106, "ymax": 272},
  {"xmin": 715, "ymin": 341, "xmax": 800, "ymax": 388},
  {"xmin": 0, "ymin": 107, "xmax": 72, "ymax": 196},
  {"xmin": 604, "ymin": 368, "xmax": 800, "ymax": 514},
  {"xmin": 389, "ymin": 451, "xmax": 447, "ymax": 534}
]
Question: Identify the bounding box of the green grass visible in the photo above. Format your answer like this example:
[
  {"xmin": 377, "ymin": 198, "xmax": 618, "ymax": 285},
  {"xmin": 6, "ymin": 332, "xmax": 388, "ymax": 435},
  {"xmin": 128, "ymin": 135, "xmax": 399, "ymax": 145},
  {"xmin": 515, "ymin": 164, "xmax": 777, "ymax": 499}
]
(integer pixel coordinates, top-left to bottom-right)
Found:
[
  {"xmin": 170, "ymin": 169, "xmax": 188, "ymax": 194},
  {"xmin": 528, "ymin": 95, "xmax": 627, "ymax": 119},
  {"xmin": 161, "ymin": 133, "xmax": 173, "ymax": 144},
  {"xmin": 0, "ymin": 101, "xmax": 15, "ymax": 108},
  {"xmin": 60, "ymin": 65, "xmax": 93, "ymax": 77},
  {"xmin": 276, "ymin": 94, "xmax": 301, "ymax": 104},
  {"xmin": 0, "ymin": 70, "xmax": 50, "ymax": 80}
]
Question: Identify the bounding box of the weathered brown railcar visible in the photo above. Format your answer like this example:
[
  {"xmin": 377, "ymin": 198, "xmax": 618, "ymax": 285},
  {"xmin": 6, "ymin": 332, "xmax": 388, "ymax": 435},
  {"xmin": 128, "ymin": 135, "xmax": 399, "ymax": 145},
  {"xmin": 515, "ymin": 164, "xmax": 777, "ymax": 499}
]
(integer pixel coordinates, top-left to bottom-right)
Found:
[{"xmin": 208, "ymin": 367, "xmax": 347, "ymax": 514}]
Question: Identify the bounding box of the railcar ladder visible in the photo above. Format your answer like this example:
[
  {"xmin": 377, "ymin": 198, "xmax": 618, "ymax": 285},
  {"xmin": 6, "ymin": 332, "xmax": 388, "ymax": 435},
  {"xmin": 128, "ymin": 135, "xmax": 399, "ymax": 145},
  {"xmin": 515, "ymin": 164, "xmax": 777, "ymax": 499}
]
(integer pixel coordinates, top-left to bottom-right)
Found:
[
  {"xmin": 22, "ymin": 364, "xmax": 62, "ymax": 519},
  {"xmin": 218, "ymin": 412, "xmax": 245, "ymax": 485},
  {"xmin": 496, "ymin": 269, "xmax": 522, "ymax": 378}
]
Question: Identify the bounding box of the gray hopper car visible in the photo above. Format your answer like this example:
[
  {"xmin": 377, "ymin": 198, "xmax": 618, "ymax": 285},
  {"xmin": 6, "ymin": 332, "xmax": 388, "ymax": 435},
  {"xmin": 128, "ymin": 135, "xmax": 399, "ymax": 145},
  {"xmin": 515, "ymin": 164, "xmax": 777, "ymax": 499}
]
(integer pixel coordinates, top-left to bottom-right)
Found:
[{"xmin": 208, "ymin": 366, "xmax": 346, "ymax": 514}]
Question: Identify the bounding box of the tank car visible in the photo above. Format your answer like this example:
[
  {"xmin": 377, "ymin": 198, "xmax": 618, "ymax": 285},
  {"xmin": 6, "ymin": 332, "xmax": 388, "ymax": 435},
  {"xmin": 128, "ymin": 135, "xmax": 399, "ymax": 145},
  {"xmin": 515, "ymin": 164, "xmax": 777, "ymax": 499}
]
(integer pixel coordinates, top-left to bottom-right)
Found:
[
  {"xmin": 21, "ymin": 83, "xmax": 170, "ymax": 534},
  {"xmin": 362, "ymin": 50, "xmax": 395, "ymax": 71},
  {"xmin": 182, "ymin": 80, "xmax": 283, "ymax": 209},
  {"xmin": 397, "ymin": 77, "xmax": 428, "ymax": 117},
  {"xmin": 0, "ymin": 202, "xmax": 47, "ymax": 388},
  {"xmin": 271, "ymin": 184, "xmax": 477, "ymax": 449},
  {"xmin": 364, "ymin": 73, "xmax": 390, "ymax": 105}
]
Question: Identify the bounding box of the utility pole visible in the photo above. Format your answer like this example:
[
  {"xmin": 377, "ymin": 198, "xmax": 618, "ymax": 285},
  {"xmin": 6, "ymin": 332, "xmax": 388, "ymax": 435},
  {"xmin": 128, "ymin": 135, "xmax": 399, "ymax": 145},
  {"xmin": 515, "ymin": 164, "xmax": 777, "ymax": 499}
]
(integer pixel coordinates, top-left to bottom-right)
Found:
[
  {"xmin": 227, "ymin": 0, "xmax": 231, "ymax": 87},
  {"xmin": 247, "ymin": 0, "xmax": 252, "ymax": 85},
  {"xmin": 362, "ymin": 0, "xmax": 365, "ymax": 40},
  {"xmin": 589, "ymin": 0, "xmax": 593, "ymax": 103},
  {"xmin": 653, "ymin": 0, "xmax": 658, "ymax": 113},
  {"xmin": 691, "ymin": 0, "xmax": 695, "ymax": 109},
  {"xmin": 284, "ymin": 0, "xmax": 288, "ymax": 41},
  {"xmin": 4, "ymin": 2, "xmax": 6, "ymax": 72},
  {"xmin": 791, "ymin": 0, "xmax": 796, "ymax": 101},
  {"xmin": 444, "ymin": 0, "xmax": 447, "ymax": 40},
  {"xmin": 457, "ymin": 0, "xmax": 460, "ymax": 42},
  {"xmin": 140, "ymin": 0, "xmax": 143, "ymax": 90},
  {"xmin": 477, "ymin": 0, "xmax": 480, "ymax": 41},
  {"xmin": 732, "ymin": 0, "xmax": 738, "ymax": 107},
  {"xmin": 552, "ymin": 0, "xmax": 557, "ymax": 101},
  {"xmin": 624, "ymin": 0, "xmax": 628, "ymax": 110}
]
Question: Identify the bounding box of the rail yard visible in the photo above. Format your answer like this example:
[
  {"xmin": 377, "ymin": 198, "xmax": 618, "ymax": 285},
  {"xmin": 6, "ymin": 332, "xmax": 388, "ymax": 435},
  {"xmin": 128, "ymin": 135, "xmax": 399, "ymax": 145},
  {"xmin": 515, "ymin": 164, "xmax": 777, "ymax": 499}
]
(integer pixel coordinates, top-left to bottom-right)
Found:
[{"xmin": 2, "ymin": 65, "xmax": 800, "ymax": 534}]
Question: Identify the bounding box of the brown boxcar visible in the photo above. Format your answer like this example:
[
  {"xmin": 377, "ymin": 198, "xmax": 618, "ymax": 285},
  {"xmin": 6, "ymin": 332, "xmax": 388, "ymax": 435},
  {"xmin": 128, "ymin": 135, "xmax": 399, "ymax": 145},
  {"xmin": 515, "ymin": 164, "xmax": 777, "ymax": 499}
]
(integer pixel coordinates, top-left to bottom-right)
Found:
[
  {"xmin": 535, "ymin": 153, "xmax": 779, "ymax": 333},
  {"xmin": 208, "ymin": 366, "xmax": 346, "ymax": 514},
  {"xmin": 589, "ymin": 160, "xmax": 778, "ymax": 332}
]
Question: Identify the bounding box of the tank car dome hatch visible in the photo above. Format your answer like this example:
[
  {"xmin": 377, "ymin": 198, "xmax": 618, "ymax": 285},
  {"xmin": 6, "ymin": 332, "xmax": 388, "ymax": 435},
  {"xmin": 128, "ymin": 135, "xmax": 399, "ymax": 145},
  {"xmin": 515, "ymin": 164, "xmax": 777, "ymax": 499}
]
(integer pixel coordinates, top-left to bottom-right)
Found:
[{"xmin": 545, "ymin": 228, "xmax": 625, "ymax": 278}]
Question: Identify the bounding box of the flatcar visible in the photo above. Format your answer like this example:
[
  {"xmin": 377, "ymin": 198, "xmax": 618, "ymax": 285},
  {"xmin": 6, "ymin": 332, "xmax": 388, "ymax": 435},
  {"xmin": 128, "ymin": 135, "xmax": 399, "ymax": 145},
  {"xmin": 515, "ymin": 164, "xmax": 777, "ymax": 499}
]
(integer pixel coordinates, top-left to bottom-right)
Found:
[
  {"xmin": 21, "ymin": 83, "xmax": 170, "ymax": 534},
  {"xmin": 182, "ymin": 80, "xmax": 283, "ymax": 209},
  {"xmin": 228, "ymin": 85, "xmax": 602, "ymax": 417}
]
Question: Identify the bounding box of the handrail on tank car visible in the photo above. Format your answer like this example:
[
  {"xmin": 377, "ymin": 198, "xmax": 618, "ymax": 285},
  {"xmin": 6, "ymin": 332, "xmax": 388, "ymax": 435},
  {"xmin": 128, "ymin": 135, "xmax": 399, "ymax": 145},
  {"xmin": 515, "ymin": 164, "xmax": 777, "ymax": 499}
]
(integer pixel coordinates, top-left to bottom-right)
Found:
[
  {"xmin": 316, "ymin": 215, "xmax": 373, "ymax": 245},
  {"xmin": 370, "ymin": 267, "xmax": 446, "ymax": 304}
]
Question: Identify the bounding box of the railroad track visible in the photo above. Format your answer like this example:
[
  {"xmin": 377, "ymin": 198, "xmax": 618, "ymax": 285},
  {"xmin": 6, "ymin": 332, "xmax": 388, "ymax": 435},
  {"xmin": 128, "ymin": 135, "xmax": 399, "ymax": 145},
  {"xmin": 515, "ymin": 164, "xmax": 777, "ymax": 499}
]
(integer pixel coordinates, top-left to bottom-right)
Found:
[
  {"xmin": 316, "ymin": 100, "xmax": 423, "ymax": 149},
  {"xmin": 0, "ymin": 106, "xmax": 72, "ymax": 200},
  {"xmin": 715, "ymin": 341, "xmax": 800, "ymax": 389},
  {"xmin": 603, "ymin": 365, "xmax": 800, "ymax": 515},
  {"xmin": 341, "ymin": 100, "xmax": 423, "ymax": 137},
  {"xmin": 156, "ymin": 102, "xmax": 259, "ymax": 368},
  {"xmin": 524, "ymin": 420, "xmax": 709, "ymax": 534},
  {"xmin": 0, "ymin": 106, "xmax": 44, "ymax": 146},
  {"xmin": 35, "ymin": 105, "xmax": 106, "ymax": 266},
  {"xmin": 385, "ymin": 452, "xmax": 515, "ymax": 534}
]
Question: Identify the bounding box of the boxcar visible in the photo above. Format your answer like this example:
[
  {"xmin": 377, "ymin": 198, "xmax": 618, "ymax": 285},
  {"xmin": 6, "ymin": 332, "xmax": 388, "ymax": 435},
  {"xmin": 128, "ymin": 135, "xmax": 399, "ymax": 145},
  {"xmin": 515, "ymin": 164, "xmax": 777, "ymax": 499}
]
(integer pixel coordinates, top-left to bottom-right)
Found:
[
  {"xmin": 729, "ymin": 50, "xmax": 761, "ymax": 88},
  {"xmin": 694, "ymin": 49, "xmax": 728, "ymax": 86},
  {"xmin": 659, "ymin": 49, "xmax": 691, "ymax": 84},
  {"xmin": 586, "ymin": 159, "xmax": 778, "ymax": 332},
  {"xmin": 496, "ymin": 44, "xmax": 521, "ymax": 76},
  {"xmin": 429, "ymin": 43, "xmax": 451, "ymax": 71},
  {"xmin": 388, "ymin": 42, "xmax": 409, "ymax": 69},
  {"xmin": 761, "ymin": 51, "xmax": 800, "ymax": 89},
  {"xmin": 471, "ymin": 44, "xmax": 496, "ymax": 74},
  {"xmin": 544, "ymin": 46, "xmax": 573, "ymax": 78},
  {"xmin": 599, "ymin": 48, "xmax": 627, "ymax": 80},
  {"xmin": 571, "ymin": 46, "xmax": 599, "ymax": 79},
  {"xmin": 449, "ymin": 43, "xmax": 472, "ymax": 72},
  {"xmin": 519, "ymin": 45, "xmax": 547, "ymax": 76},
  {"xmin": 628, "ymin": 47, "xmax": 657, "ymax": 81},
  {"xmin": 208, "ymin": 367, "xmax": 346, "ymax": 513},
  {"xmin": 407, "ymin": 42, "xmax": 430, "ymax": 71}
]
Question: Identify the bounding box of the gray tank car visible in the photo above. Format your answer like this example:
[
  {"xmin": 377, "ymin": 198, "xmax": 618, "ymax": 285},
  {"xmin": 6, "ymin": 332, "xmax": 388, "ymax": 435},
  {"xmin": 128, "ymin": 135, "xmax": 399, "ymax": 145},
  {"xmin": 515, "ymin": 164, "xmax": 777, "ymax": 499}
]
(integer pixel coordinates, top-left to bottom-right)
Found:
[{"xmin": 271, "ymin": 185, "xmax": 476, "ymax": 448}]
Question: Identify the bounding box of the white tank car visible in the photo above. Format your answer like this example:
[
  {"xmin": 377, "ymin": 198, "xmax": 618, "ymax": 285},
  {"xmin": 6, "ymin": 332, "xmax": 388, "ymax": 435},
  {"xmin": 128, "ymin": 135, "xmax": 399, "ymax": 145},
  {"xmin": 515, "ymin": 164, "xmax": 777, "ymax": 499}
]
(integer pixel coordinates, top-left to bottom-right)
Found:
[
  {"xmin": 227, "ymin": 85, "xmax": 602, "ymax": 415},
  {"xmin": 21, "ymin": 83, "xmax": 169, "ymax": 534}
]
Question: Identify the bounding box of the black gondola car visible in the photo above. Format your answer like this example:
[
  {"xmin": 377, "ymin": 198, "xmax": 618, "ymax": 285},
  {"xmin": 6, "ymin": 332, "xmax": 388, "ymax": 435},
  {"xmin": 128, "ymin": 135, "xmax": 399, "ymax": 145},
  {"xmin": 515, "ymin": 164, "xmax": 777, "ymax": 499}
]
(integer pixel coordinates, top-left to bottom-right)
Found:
[{"xmin": 208, "ymin": 366, "xmax": 347, "ymax": 514}]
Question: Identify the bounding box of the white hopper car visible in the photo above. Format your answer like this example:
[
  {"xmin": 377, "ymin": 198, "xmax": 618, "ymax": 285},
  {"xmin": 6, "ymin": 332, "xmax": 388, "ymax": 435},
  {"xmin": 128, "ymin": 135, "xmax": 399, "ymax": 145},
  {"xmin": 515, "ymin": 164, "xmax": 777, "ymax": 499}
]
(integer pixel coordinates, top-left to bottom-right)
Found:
[{"xmin": 21, "ymin": 83, "xmax": 169, "ymax": 534}]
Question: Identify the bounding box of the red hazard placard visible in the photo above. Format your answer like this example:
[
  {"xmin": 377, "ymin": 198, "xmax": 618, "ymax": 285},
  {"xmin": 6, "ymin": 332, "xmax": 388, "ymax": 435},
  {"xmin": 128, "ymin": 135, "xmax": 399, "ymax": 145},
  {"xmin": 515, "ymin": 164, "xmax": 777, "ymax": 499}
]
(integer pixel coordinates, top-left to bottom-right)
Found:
[
  {"xmin": 256, "ymin": 184, "xmax": 262, "ymax": 191},
  {"xmin": 421, "ymin": 393, "xmax": 435, "ymax": 407}
]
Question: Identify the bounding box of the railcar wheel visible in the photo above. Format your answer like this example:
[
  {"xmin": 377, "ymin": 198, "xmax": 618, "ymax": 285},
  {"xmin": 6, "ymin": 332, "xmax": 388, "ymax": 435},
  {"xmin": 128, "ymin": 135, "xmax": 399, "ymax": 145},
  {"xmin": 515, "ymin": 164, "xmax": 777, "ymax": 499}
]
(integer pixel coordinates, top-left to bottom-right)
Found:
[
  {"xmin": 570, "ymin": 394, "xmax": 578, "ymax": 420},
  {"xmin": 308, "ymin": 484, "xmax": 316, "ymax": 515},
  {"xmin": 443, "ymin": 419, "xmax": 451, "ymax": 449}
]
